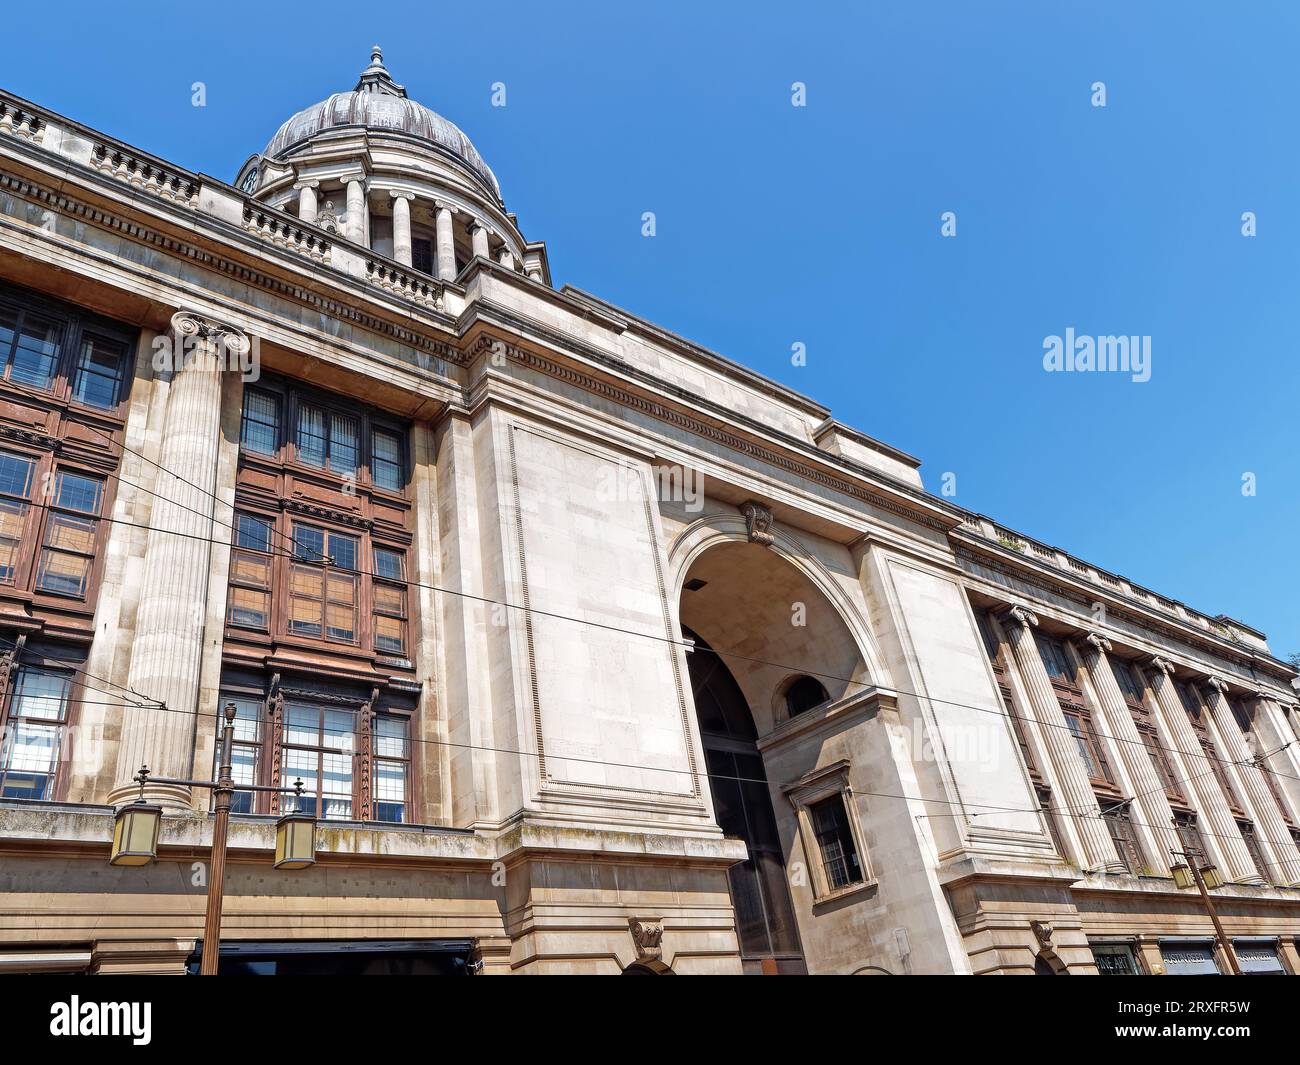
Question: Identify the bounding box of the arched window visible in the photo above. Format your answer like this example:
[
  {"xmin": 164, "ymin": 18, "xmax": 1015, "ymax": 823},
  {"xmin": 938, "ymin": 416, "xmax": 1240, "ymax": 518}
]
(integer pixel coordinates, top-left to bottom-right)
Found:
[{"xmin": 784, "ymin": 675, "xmax": 829, "ymax": 719}]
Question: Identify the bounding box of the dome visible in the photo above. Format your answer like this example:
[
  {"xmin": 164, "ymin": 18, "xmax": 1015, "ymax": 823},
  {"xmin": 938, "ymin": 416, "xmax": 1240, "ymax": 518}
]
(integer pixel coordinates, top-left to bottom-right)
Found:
[{"xmin": 262, "ymin": 47, "xmax": 501, "ymax": 201}]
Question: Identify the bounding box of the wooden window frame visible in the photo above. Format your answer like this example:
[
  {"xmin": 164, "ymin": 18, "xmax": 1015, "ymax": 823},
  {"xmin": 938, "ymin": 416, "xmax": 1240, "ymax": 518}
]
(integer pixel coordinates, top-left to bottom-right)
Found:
[
  {"xmin": 34, "ymin": 468, "xmax": 106, "ymax": 601},
  {"xmin": 1101, "ymin": 803, "xmax": 1143, "ymax": 874},
  {"xmin": 783, "ymin": 760, "xmax": 875, "ymax": 904}
]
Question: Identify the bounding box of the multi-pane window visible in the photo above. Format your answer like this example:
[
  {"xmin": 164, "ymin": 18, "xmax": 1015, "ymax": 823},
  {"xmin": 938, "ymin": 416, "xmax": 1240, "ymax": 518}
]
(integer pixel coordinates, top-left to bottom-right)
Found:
[
  {"xmin": 1110, "ymin": 659, "xmax": 1145, "ymax": 703},
  {"xmin": 373, "ymin": 714, "xmax": 410, "ymax": 823},
  {"xmin": 1065, "ymin": 709, "xmax": 1113, "ymax": 784},
  {"xmin": 71, "ymin": 332, "xmax": 128, "ymax": 409},
  {"xmin": 215, "ymin": 695, "xmax": 263, "ymax": 814},
  {"xmin": 0, "ymin": 451, "xmax": 35, "ymax": 584},
  {"xmin": 0, "ymin": 667, "xmax": 72, "ymax": 801},
  {"xmin": 289, "ymin": 525, "xmax": 359, "ymax": 643},
  {"xmin": 227, "ymin": 514, "xmax": 274, "ymax": 630},
  {"xmin": 0, "ymin": 306, "xmax": 61, "ymax": 390},
  {"xmin": 35, "ymin": 471, "xmax": 103, "ymax": 598},
  {"xmin": 372, "ymin": 547, "xmax": 408, "ymax": 656},
  {"xmin": 281, "ymin": 702, "xmax": 355, "ymax": 820},
  {"xmin": 1102, "ymin": 806, "xmax": 1143, "ymax": 874},
  {"xmin": 371, "ymin": 428, "xmax": 404, "ymax": 491},
  {"xmin": 808, "ymin": 793, "xmax": 864, "ymax": 891},
  {"xmin": 1035, "ymin": 633, "xmax": 1076, "ymax": 683},
  {"xmin": 296, "ymin": 404, "xmax": 359, "ymax": 476},
  {"xmin": 1174, "ymin": 813, "xmax": 1209, "ymax": 865},
  {"xmin": 239, "ymin": 389, "xmax": 281, "ymax": 456}
]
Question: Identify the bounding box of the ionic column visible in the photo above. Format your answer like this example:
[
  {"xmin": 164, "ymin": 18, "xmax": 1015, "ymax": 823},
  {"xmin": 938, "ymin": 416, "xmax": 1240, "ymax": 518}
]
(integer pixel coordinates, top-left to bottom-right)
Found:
[
  {"xmin": 390, "ymin": 191, "xmax": 415, "ymax": 266},
  {"xmin": 112, "ymin": 311, "xmax": 249, "ymax": 809},
  {"xmin": 346, "ymin": 178, "xmax": 367, "ymax": 245},
  {"xmin": 1202, "ymin": 678, "xmax": 1300, "ymax": 885},
  {"xmin": 497, "ymin": 247, "xmax": 516, "ymax": 271},
  {"xmin": 1144, "ymin": 657, "xmax": 1260, "ymax": 883},
  {"xmin": 469, "ymin": 220, "xmax": 491, "ymax": 260},
  {"xmin": 1000, "ymin": 608, "xmax": 1123, "ymax": 872},
  {"xmin": 1077, "ymin": 634, "xmax": 1179, "ymax": 873},
  {"xmin": 1248, "ymin": 694, "xmax": 1300, "ymax": 821},
  {"xmin": 296, "ymin": 180, "xmax": 319, "ymax": 224},
  {"xmin": 434, "ymin": 202, "xmax": 457, "ymax": 280}
]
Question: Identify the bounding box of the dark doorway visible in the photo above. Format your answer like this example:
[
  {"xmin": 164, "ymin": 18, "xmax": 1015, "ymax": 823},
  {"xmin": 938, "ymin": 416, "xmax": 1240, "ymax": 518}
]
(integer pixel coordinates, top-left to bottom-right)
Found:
[{"xmin": 683, "ymin": 628, "xmax": 805, "ymax": 973}]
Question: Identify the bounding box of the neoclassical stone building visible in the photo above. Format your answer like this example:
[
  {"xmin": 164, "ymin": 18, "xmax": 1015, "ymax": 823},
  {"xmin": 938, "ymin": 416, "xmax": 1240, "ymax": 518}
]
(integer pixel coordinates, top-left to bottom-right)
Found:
[{"xmin": 0, "ymin": 51, "xmax": 1298, "ymax": 975}]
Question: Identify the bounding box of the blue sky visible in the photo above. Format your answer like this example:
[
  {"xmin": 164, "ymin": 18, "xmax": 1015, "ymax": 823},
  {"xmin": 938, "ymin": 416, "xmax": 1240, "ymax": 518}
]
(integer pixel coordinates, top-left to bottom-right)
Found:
[{"xmin": 6, "ymin": 2, "xmax": 1298, "ymax": 657}]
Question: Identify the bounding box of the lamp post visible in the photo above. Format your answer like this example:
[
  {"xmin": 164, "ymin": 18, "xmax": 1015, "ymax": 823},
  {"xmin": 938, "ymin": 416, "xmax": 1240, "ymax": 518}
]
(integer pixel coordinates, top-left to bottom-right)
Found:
[
  {"xmin": 1170, "ymin": 837, "xmax": 1241, "ymax": 976},
  {"xmin": 109, "ymin": 702, "xmax": 317, "ymax": 975}
]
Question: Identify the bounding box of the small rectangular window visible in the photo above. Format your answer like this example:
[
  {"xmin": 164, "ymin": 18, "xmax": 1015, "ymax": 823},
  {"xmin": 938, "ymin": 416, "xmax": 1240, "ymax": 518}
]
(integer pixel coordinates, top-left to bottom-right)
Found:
[
  {"xmin": 0, "ymin": 451, "xmax": 35, "ymax": 585},
  {"xmin": 809, "ymin": 793, "xmax": 864, "ymax": 891},
  {"xmin": 373, "ymin": 715, "xmax": 410, "ymax": 823},
  {"xmin": 72, "ymin": 332, "xmax": 127, "ymax": 409},
  {"xmin": 372, "ymin": 428, "xmax": 404, "ymax": 491},
  {"xmin": 0, "ymin": 667, "xmax": 72, "ymax": 801},
  {"xmin": 240, "ymin": 389, "xmax": 281, "ymax": 456},
  {"xmin": 35, "ymin": 470, "xmax": 103, "ymax": 598},
  {"xmin": 227, "ymin": 513, "xmax": 274, "ymax": 630},
  {"xmin": 2, "ymin": 310, "xmax": 61, "ymax": 391}
]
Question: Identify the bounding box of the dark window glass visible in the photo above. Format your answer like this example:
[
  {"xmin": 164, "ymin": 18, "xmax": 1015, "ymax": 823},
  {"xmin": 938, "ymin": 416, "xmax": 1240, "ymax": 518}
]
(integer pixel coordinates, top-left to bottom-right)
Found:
[
  {"xmin": 784, "ymin": 675, "xmax": 829, "ymax": 719},
  {"xmin": 412, "ymin": 239, "xmax": 433, "ymax": 275},
  {"xmin": 2, "ymin": 311, "xmax": 60, "ymax": 390},
  {"xmin": 809, "ymin": 793, "xmax": 864, "ymax": 890},
  {"xmin": 1035, "ymin": 633, "xmax": 1076, "ymax": 682},
  {"xmin": 294, "ymin": 405, "xmax": 358, "ymax": 475},
  {"xmin": 1238, "ymin": 821, "xmax": 1272, "ymax": 884},
  {"xmin": 1092, "ymin": 943, "xmax": 1140, "ymax": 975},
  {"xmin": 72, "ymin": 333, "xmax": 127, "ymax": 408},
  {"xmin": 1102, "ymin": 806, "xmax": 1142, "ymax": 874},
  {"xmin": 1111, "ymin": 659, "xmax": 1144, "ymax": 703},
  {"xmin": 240, "ymin": 389, "xmax": 280, "ymax": 456},
  {"xmin": 372, "ymin": 428, "xmax": 404, "ymax": 491}
]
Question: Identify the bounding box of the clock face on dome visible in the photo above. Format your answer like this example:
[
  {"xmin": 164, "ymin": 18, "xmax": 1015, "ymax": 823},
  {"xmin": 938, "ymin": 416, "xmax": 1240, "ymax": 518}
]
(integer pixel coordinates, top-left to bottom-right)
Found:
[{"xmin": 241, "ymin": 166, "xmax": 259, "ymax": 193}]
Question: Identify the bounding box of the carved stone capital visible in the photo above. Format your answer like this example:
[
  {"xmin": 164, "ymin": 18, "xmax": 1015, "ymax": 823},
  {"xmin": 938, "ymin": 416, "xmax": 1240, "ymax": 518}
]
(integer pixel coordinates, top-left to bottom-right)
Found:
[
  {"xmin": 1202, "ymin": 676, "xmax": 1231, "ymax": 697},
  {"xmin": 292, "ymin": 178, "xmax": 320, "ymax": 190},
  {"xmin": 628, "ymin": 917, "xmax": 664, "ymax": 962},
  {"xmin": 388, "ymin": 189, "xmax": 416, "ymax": 202},
  {"xmin": 1142, "ymin": 655, "xmax": 1176, "ymax": 677},
  {"xmin": 999, "ymin": 605, "xmax": 1039, "ymax": 630},
  {"xmin": 740, "ymin": 500, "xmax": 775, "ymax": 547},
  {"xmin": 170, "ymin": 310, "xmax": 250, "ymax": 356},
  {"xmin": 433, "ymin": 200, "xmax": 460, "ymax": 216},
  {"xmin": 1083, "ymin": 632, "xmax": 1113, "ymax": 655}
]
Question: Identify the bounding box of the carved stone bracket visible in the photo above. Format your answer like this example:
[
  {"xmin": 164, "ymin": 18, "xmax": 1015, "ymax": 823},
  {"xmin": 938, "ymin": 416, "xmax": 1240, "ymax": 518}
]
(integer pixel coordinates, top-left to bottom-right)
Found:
[
  {"xmin": 741, "ymin": 501, "xmax": 775, "ymax": 547},
  {"xmin": 1143, "ymin": 655, "xmax": 1176, "ymax": 677},
  {"xmin": 1083, "ymin": 632, "xmax": 1112, "ymax": 655},
  {"xmin": 1031, "ymin": 920, "xmax": 1054, "ymax": 952},
  {"xmin": 628, "ymin": 917, "xmax": 664, "ymax": 962},
  {"xmin": 999, "ymin": 604, "xmax": 1039, "ymax": 630}
]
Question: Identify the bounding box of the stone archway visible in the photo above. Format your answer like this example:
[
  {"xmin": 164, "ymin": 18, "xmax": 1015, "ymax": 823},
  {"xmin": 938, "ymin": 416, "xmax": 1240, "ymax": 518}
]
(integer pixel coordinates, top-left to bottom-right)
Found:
[{"xmin": 672, "ymin": 526, "xmax": 876, "ymax": 974}]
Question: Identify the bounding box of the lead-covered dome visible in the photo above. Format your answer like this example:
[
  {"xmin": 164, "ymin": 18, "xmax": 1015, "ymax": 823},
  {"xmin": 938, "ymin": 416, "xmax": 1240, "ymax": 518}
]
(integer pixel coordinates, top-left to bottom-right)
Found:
[{"xmin": 262, "ymin": 47, "xmax": 501, "ymax": 201}]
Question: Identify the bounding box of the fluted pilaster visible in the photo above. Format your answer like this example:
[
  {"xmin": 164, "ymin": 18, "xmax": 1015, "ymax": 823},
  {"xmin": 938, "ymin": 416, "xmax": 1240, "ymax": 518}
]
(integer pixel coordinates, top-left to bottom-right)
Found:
[
  {"xmin": 1144, "ymin": 657, "xmax": 1260, "ymax": 883},
  {"xmin": 1202, "ymin": 678, "xmax": 1300, "ymax": 885},
  {"xmin": 112, "ymin": 311, "xmax": 247, "ymax": 809},
  {"xmin": 1000, "ymin": 608, "xmax": 1122, "ymax": 872},
  {"xmin": 1077, "ymin": 634, "xmax": 1179, "ymax": 873}
]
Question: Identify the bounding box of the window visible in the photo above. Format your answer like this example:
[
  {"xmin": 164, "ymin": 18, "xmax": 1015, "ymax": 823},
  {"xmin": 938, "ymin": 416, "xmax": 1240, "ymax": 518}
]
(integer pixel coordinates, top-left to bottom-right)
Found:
[
  {"xmin": 35, "ymin": 471, "xmax": 103, "ymax": 598},
  {"xmin": 239, "ymin": 389, "xmax": 281, "ymax": 456},
  {"xmin": 0, "ymin": 307, "xmax": 61, "ymax": 390},
  {"xmin": 412, "ymin": 239, "xmax": 433, "ymax": 275},
  {"xmin": 1034, "ymin": 633, "xmax": 1076, "ymax": 683},
  {"xmin": 1102, "ymin": 805, "xmax": 1143, "ymax": 874},
  {"xmin": 1065, "ymin": 709, "xmax": 1113, "ymax": 783},
  {"xmin": 0, "ymin": 667, "xmax": 72, "ymax": 801},
  {"xmin": 216, "ymin": 695, "xmax": 263, "ymax": 814},
  {"xmin": 1237, "ymin": 821, "xmax": 1272, "ymax": 884},
  {"xmin": 281, "ymin": 702, "xmax": 355, "ymax": 820},
  {"xmin": 809, "ymin": 793, "xmax": 864, "ymax": 890},
  {"xmin": 227, "ymin": 514, "xmax": 273, "ymax": 630},
  {"xmin": 1174, "ymin": 813, "xmax": 1208, "ymax": 865},
  {"xmin": 372, "ymin": 548, "xmax": 407, "ymax": 656},
  {"xmin": 783, "ymin": 675, "xmax": 829, "ymax": 719},
  {"xmin": 1092, "ymin": 942, "xmax": 1140, "ymax": 975},
  {"xmin": 295, "ymin": 404, "xmax": 358, "ymax": 476},
  {"xmin": 371, "ymin": 428, "xmax": 404, "ymax": 491},
  {"xmin": 1234, "ymin": 938, "xmax": 1287, "ymax": 976},
  {"xmin": 1110, "ymin": 659, "xmax": 1145, "ymax": 703},
  {"xmin": 1159, "ymin": 939, "xmax": 1221, "ymax": 976},
  {"xmin": 1038, "ymin": 787, "xmax": 1067, "ymax": 857},
  {"xmin": 289, "ymin": 525, "xmax": 359, "ymax": 643},
  {"xmin": 0, "ymin": 451, "xmax": 35, "ymax": 584},
  {"xmin": 373, "ymin": 715, "xmax": 410, "ymax": 823},
  {"xmin": 71, "ymin": 332, "xmax": 127, "ymax": 409}
]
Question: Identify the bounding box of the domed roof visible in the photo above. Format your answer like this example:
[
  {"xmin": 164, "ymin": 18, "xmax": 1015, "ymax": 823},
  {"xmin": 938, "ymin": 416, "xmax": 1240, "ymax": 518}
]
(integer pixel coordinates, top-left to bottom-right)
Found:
[{"xmin": 262, "ymin": 47, "xmax": 501, "ymax": 200}]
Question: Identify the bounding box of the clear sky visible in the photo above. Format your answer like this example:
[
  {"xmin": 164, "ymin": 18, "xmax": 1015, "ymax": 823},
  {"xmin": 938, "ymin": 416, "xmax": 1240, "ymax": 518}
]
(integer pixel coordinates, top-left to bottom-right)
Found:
[{"xmin": 5, "ymin": 1, "xmax": 1298, "ymax": 657}]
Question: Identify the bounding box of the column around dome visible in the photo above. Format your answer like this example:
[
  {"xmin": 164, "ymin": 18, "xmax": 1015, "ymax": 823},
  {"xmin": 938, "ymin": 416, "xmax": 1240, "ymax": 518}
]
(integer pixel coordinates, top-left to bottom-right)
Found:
[
  {"xmin": 434, "ymin": 201, "xmax": 457, "ymax": 280},
  {"xmin": 391, "ymin": 191, "xmax": 416, "ymax": 266}
]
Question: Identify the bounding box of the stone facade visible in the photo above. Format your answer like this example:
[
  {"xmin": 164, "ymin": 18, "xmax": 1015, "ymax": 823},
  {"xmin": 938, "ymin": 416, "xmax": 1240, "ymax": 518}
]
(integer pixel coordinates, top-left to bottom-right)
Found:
[{"xmin": 0, "ymin": 53, "xmax": 1297, "ymax": 975}]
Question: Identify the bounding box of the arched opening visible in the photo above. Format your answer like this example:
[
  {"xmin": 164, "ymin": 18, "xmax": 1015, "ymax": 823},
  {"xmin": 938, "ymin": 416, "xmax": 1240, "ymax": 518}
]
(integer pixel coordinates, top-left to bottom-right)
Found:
[
  {"xmin": 622, "ymin": 960, "xmax": 675, "ymax": 976},
  {"xmin": 677, "ymin": 538, "xmax": 872, "ymax": 974}
]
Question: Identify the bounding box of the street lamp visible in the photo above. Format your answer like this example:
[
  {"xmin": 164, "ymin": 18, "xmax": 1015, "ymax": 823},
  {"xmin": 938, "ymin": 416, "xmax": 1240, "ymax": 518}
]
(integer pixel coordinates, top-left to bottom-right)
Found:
[{"xmin": 108, "ymin": 702, "xmax": 317, "ymax": 975}]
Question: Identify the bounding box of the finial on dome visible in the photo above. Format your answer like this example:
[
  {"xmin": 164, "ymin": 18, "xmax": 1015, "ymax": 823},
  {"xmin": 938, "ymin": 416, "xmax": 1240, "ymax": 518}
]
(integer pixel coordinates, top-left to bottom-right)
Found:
[{"xmin": 355, "ymin": 44, "xmax": 406, "ymax": 97}]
